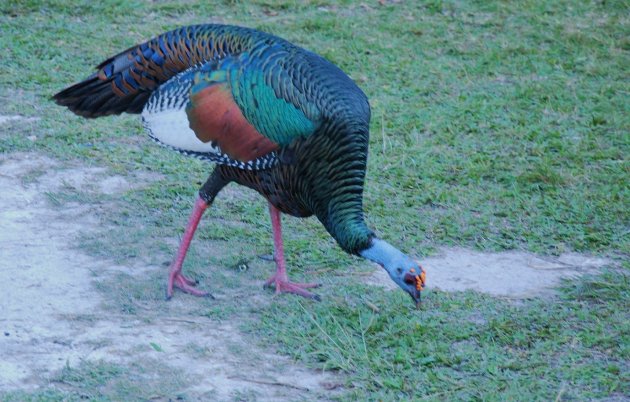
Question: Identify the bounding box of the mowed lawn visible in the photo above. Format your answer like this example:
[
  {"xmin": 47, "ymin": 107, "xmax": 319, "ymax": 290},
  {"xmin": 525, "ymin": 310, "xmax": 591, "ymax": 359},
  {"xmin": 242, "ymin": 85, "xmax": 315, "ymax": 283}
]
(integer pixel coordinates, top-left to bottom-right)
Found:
[{"xmin": 1, "ymin": 0, "xmax": 628, "ymax": 401}]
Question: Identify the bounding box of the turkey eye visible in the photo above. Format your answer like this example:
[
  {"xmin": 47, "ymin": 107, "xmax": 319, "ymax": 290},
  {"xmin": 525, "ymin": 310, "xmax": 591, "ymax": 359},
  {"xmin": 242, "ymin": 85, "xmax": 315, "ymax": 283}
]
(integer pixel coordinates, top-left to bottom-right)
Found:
[{"xmin": 396, "ymin": 267, "xmax": 403, "ymax": 274}]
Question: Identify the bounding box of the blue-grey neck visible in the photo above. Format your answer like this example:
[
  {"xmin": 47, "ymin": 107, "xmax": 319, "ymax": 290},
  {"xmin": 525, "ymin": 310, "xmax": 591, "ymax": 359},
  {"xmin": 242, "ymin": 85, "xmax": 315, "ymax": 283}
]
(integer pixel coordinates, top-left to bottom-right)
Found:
[{"xmin": 360, "ymin": 238, "xmax": 413, "ymax": 272}]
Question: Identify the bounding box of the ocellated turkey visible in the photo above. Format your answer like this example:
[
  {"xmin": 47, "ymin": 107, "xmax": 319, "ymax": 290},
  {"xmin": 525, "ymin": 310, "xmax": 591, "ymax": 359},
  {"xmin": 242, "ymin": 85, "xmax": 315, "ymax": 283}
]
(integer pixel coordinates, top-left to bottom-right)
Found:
[{"xmin": 53, "ymin": 24, "xmax": 426, "ymax": 305}]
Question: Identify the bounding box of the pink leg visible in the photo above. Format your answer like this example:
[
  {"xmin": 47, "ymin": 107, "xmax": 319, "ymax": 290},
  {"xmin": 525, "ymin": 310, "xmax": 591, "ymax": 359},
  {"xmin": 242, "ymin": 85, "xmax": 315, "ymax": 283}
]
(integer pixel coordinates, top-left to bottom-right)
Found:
[
  {"xmin": 264, "ymin": 203, "xmax": 320, "ymax": 300},
  {"xmin": 166, "ymin": 197, "xmax": 212, "ymax": 299}
]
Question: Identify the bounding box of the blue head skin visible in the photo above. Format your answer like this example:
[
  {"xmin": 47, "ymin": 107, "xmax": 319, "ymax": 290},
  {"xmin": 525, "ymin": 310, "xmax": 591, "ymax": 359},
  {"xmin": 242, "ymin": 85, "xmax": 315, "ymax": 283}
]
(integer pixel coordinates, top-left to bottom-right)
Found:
[{"xmin": 360, "ymin": 238, "xmax": 425, "ymax": 307}]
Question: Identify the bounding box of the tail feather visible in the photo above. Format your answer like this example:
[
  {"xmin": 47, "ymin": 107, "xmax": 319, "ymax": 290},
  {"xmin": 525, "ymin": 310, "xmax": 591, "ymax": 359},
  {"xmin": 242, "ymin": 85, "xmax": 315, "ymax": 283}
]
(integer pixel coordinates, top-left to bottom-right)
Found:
[
  {"xmin": 52, "ymin": 73, "xmax": 150, "ymax": 118},
  {"xmin": 53, "ymin": 24, "xmax": 259, "ymax": 119}
]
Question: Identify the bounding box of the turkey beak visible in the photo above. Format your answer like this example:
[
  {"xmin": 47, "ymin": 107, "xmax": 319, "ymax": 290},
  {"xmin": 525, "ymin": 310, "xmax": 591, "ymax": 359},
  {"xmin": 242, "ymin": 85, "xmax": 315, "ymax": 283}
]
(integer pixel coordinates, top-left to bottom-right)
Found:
[
  {"xmin": 403, "ymin": 266, "xmax": 426, "ymax": 309},
  {"xmin": 403, "ymin": 272, "xmax": 423, "ymax": 308},
  {"xmin": 411, "ymin": 289, "xmax": 422, "ymax": 309}
]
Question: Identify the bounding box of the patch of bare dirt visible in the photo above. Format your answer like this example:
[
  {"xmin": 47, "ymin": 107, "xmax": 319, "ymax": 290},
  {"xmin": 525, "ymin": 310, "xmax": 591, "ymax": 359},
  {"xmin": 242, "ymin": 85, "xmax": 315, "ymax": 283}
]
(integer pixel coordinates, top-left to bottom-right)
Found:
[
  {"xmin": 0, "ymin": 153, "xmax": 338, "ymax": 400},
  {"xmin": 366, "ymin": 247, "xmax": 612, "ymax": 298}
]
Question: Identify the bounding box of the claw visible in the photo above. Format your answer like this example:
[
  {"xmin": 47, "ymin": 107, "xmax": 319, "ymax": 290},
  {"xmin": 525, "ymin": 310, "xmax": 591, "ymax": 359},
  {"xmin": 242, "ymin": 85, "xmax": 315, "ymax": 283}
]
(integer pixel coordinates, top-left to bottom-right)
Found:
[
  {"xmin": 166, "ymin": 272, "xmax": 213, "ymax": 300},
  {"xmin": 264, "ymin": 274, "xmax": 321, "ymax": 300}
]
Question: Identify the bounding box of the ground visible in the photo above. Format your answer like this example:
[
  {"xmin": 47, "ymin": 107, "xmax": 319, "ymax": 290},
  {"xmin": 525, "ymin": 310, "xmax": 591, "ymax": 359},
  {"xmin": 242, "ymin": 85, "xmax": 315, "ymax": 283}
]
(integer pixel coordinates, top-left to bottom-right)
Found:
[
  {"xmin": 0, "ymin": 145, "xmax": 622, "ymax": 400},
  {"xmin": 1, "ymin": 0, "xmax": 628, "ymax": 400},
  {"xmin": 0, "ymin": 151, "xmax": 339, "ymax": 401}
]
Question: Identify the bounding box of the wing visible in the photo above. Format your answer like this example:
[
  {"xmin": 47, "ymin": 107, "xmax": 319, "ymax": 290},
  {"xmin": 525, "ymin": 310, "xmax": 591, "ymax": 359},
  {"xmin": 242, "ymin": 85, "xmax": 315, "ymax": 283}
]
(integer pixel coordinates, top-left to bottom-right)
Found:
[{"xmin": 185, "ymin": 48, "xmax": 322, "ymax": 164}]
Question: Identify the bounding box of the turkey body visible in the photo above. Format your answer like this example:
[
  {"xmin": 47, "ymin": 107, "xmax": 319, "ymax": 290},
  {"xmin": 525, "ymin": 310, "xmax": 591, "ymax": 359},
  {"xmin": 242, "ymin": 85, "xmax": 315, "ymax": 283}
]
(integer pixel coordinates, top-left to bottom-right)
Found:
[{"xmin": 54, "ymin": 24, "xmax": 425, "ymax": 304}]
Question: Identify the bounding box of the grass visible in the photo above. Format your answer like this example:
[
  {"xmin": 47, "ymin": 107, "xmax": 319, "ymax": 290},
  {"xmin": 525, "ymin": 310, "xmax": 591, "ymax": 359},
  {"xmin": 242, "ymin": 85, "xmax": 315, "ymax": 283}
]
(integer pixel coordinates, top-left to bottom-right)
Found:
[
  {"xmin": 254, "ymin": 268, "xmax": 629, "ymax": 400},
  {"xmin": 2, "ymin": 360, "xmax": 189, "ymax": 401},
  {"xmin": 1, "ymin": 0, "xmax": 628, "ymax": 400}
]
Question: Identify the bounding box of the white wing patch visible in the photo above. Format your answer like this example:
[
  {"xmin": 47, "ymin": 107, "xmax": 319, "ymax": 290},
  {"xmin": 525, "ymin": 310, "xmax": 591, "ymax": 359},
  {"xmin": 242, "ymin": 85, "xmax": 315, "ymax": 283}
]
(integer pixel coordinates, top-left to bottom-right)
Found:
[
  {"xmin": 142, "ymin": 98, "xmax": 222, "ymax": 154},
  {"xmin": 142, "ymin": 107, "xmax": 220, "ymax": 154}
]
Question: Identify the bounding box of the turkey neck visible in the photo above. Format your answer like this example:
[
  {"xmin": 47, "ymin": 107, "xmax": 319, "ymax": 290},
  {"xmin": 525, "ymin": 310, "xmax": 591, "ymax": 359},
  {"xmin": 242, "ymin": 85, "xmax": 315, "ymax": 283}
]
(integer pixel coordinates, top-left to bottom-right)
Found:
[{"xmin": 301, "ymin": 119, "xmax": 375, "ymax": 255}]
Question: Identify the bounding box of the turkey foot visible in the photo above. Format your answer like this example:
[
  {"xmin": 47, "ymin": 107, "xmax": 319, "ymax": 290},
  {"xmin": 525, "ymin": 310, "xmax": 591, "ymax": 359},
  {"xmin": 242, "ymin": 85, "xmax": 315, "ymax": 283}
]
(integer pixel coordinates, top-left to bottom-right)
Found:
[
  {"xmin": 168, "ymin": 270, "xmax": 212, "ymax": 299},
  {"xmin": 264, "ymin": 274, "xmax": 321, "ymax": 300}
]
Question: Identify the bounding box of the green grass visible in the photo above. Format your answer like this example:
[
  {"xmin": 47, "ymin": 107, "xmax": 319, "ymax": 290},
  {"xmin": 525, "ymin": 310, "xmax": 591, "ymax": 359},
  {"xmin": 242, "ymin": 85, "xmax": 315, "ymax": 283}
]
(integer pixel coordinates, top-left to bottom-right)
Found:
[
  {"xmin": 254, "ymin": 268, "xmax": 629, "ymax": 400},
  {"xmin": 1, "ymin": 0, "xmax": 628, "ymax": 400}
]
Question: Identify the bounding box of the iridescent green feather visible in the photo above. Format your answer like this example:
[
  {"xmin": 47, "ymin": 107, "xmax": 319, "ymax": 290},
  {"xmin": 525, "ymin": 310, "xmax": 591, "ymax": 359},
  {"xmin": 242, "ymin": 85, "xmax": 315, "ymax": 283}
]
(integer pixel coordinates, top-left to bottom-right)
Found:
[
  {"xmin": 190, "ymin": 54, "xmax": 318, "ymax": 147},
  {"xmin": 231, "ymin": 66, "xmax": 317, "ymax": 146}
]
